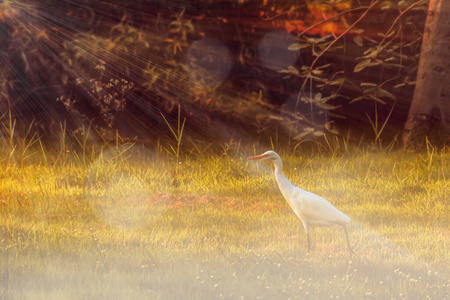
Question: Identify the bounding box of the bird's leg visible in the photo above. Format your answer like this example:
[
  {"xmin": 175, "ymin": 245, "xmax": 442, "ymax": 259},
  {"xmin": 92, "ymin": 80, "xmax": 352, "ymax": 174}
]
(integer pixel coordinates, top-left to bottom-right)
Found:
[
  {"xmin": 342, "ymin": 225, "xmax": 358, "ymax": 257},
  {"xmin": 307, "ymin": 232, "xmax": 311, "ymax": 253},
  {"xmin": 303, "ymin": 223, "xmax": 311, "ymax": 254}
]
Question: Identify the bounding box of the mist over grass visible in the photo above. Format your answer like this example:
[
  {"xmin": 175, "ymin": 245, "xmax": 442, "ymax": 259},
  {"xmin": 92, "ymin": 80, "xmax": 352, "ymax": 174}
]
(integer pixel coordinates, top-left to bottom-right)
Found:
[{"xmin": 1, "ymin": 142, "xmax": 449, "ymax": 299}]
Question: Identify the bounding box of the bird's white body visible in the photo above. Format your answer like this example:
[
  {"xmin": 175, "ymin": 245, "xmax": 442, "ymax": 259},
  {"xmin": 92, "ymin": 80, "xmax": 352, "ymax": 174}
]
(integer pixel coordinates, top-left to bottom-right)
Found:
[
  {"xmin": 275, "ymin": 169, "xmax": 350, "ymax": 229},
  {"xmin": 248, "ymin": 150, "xmax": 355, "ymax": 255}
]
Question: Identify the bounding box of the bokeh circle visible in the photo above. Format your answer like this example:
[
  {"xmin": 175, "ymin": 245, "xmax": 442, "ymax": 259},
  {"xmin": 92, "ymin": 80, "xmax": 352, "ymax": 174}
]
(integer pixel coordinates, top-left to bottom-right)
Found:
[
  {"xmin": 258, "ymin": 30, "xmax": 299, "ymax": 71},
  {"xmin": 184, "ymin": 38, "xmax": 232, "ymax": 86}
]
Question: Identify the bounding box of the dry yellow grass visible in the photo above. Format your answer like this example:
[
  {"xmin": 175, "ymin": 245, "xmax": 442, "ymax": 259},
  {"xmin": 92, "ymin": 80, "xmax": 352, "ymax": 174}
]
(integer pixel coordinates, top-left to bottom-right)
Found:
[{"xmin": 1, "ymin": 143, "xmax": 449, "ymax": 299}]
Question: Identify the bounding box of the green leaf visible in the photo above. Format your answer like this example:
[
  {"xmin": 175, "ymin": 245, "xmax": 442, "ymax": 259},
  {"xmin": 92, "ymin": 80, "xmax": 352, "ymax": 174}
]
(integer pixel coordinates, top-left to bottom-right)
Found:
[
  {"xmin": 325, "ymin": 121, "xmax": 339, "ymax": 134},
  {"xmin": 354, "ymin": 36, "xmax": 363, "ymax": 47},
  {"xmin": 398, "ymin": 0, "xmax": 407, "ymax": 8},
  {"xmin": 360, "ymin": 83, "xmax": 377, "ymax": 87},
  {"xmin": 314, "ymin": 93, "xmax": 322, "ymax": 101},
  {"xmin": 294, "ymin": 131, "xmax": 311, "ymax": 140},
  {"xmin": 363, "ymin": 87, "xmax": 377, "ymax": 94},
  {"xmin": 288, "ymin": 43, "xmax": 310, "ymax": 51},
  {"xmin": 315, "ymin": 102, "xmax": 339, "ymax": 110},
  {"xmin": 386, "ymin": 29, "xmax": 397, "ymax": 38},
  {"xmin": 377, "ymin": 88, "xmax": 396, "ymax": 100},
  {"xmin": 320, "ymin": 94, "xmax": 339, "ymax": 102},
  {"xmin": 354, "ymin": 59, "xmax": 372, "ymax": 73},
  {"xmin": 349, "ymin": 96, "xmax": 366, "ymax": 104},
  {"xmin": 367, "ymin": 94, "xmax": 386, "ymax": 104},
  {"xmin": 328, "ymin": 112, "xmax": 346, "ymax": 119},
  {"xmin": 316, "ymin": 64, "xmax": 331, "ymax": 70},
  {"xmin": 279, "ymin": 65, "xmax": 299, "ymax": 75},
  {"xmin": 381, "ymin": 1, "xmax": 394, "ymax": 10},
  {"xmin": 306, "ymin": 35, "xmax": 332, "ymax": 44},
  {"xmin": 185, "ymin": 21, "xmax": 194, "ymax": 32},
  {"xmin": 328, "ymin": 78, "xmax": 345, "ymax": 85},
  {"xmin": 363, "ymin": 48, "xmax": 378, "ymax": 58},
  {"xmin": 383, "ymin": 63, "xmax": 406, "ymax": 69},
  {"xmin": 268, "ymin": 115, "xmax": 283, "ymax": 121},
  {"xmin": 313, "ymin": 131, "xmax": 325, "ymax": 137}
]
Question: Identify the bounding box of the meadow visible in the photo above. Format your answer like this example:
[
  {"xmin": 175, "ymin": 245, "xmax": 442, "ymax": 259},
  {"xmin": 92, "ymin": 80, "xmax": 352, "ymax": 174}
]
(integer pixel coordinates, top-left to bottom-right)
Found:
[{"xmin": 1, "ymin": 139, "xmax": 449, "ymax": 299}]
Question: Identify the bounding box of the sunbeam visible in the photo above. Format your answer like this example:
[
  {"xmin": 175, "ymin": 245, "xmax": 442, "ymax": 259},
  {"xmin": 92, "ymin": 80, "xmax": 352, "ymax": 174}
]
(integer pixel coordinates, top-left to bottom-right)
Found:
[{"xmin": 1, "ymin": 0, "xmax": 448, "ymax": 299}]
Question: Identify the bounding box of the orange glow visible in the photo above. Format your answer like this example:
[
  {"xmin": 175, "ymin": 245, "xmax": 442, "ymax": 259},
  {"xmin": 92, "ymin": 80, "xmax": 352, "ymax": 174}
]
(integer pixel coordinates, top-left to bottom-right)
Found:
[
  {"xmin": 36, "ymin": 30, "xmax": 49, "ymax": 40},
  {"xmin": 0, "ymin": 1, "xmax": 18, "ymax": 23},
  {"xmin": 285, "ymin": 20, "xmax": 304, "ymax": 34},
  {"xmin": 286, "ymin": 0, "xmax": 351, "ymax": 36}
]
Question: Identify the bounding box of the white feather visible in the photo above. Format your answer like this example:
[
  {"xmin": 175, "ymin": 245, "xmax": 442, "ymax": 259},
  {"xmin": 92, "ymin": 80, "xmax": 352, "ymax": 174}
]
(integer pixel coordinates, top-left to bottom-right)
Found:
[{"xmin": 248, "ymin": 150, "xmax": 356, "ymax": 255}]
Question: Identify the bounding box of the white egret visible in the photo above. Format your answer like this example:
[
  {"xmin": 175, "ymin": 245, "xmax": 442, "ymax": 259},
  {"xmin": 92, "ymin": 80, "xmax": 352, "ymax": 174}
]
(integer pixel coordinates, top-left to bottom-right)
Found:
[{"xmin": 247, "ymin": 150, "xmax": 357, "ymax": 256}]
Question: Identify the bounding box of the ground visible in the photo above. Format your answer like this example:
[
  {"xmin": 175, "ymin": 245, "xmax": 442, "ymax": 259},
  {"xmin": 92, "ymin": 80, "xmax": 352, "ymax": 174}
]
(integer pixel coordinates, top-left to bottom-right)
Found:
[{"xmin": 1, "ymin": 144, "xmax": 449, "ymax": 299}]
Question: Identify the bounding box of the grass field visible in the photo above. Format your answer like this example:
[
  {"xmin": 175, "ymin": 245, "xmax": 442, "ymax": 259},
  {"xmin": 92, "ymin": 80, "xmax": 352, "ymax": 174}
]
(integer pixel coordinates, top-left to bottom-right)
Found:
[{"xmin": 1, "ymin": 141, "xmax": 449, "ymax": 299}]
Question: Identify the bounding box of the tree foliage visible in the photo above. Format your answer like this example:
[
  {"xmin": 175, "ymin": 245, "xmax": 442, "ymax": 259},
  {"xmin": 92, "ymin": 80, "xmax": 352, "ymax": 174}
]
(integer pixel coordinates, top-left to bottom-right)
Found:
[{"xmin": 0, "ymin": 0, "xmax": 429, "ymax": 148}]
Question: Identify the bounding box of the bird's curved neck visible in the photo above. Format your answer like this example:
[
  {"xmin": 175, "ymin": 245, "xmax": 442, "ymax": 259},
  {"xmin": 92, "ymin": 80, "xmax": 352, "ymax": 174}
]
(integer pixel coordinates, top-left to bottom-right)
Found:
[
  {"xmin": 272, "ymin": 158, "xmax": 283, "ymax": 174},
  {"xmin": 273, "ymin": 159, "xmax": 294, "ymax": 201}
]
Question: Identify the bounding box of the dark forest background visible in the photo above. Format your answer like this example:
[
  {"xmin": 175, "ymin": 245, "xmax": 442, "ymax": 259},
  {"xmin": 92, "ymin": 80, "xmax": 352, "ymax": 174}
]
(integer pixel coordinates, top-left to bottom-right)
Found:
[{"xmin": 0, "ymin": 0, "xmax": 433, "ymax": 151}]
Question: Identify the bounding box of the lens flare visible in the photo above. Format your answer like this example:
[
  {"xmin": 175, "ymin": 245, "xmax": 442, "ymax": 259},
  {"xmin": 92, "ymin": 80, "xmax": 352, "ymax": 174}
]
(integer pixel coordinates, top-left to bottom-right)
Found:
[
  {"xmin": 258, "ymin": 30, "xmax": 299, "ymax": 71},
  {"xmin": 184, "ymin": 38, "xmax": 232, "ymax": 86},
  {"xmin": 84, "ymin": 145, "xmax": 172, "ymax": 229}
]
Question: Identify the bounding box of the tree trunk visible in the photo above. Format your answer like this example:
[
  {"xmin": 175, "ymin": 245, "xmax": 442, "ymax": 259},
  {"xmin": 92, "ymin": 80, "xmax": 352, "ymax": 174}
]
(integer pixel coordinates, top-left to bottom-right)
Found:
[{"xmin": 402, "ymin": 0, "xmax": 450, "ymax": 148}]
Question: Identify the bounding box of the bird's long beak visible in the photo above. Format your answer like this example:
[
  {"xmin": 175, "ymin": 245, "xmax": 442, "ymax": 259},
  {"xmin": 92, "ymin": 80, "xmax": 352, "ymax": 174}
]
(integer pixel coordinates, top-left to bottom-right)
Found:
[{"xmin": 247, "ymin": 154, "xmax": 266, "ymax": 160}]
